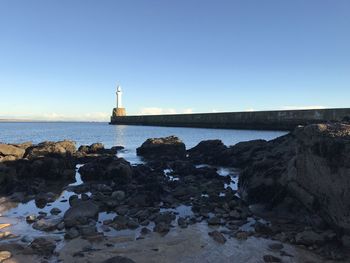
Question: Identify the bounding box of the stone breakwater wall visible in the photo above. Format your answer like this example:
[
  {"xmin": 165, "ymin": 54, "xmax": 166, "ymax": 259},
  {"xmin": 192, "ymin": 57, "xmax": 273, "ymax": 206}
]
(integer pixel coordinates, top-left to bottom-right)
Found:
[{"xmin": 110, "ymin": 108, "xmax": 350, "ymax": 131}]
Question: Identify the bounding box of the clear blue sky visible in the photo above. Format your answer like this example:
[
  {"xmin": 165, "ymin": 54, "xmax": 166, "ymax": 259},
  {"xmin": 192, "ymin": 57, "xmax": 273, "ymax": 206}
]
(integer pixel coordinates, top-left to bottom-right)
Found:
[{"xmin": 0, "ymin": 0, "xmax": 349, "ymax": 121}]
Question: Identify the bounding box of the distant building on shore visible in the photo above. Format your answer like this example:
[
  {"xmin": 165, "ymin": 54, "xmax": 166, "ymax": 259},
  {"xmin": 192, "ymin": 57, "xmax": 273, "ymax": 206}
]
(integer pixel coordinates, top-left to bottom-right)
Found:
[{"xmin": 112, "ymin": 84, "xmax": 126, "ymax": 117}]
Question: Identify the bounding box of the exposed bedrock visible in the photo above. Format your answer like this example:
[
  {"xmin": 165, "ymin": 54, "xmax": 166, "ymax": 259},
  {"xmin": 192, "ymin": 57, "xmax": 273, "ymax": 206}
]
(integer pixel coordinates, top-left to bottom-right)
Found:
[
  {"xmin": 24, "ymin": 140, "xmax": 77, "ymax": 159},
  {"xmin": 291, "ymin": 123, "xmax": 350, "ymax": 233},
  {"xmin": 234, "ymin": 123, "xmax": 350, "ymax": 233},
  {"xmin": 186, "ymin": 122, "xmax": 350, "ymax": 233}
]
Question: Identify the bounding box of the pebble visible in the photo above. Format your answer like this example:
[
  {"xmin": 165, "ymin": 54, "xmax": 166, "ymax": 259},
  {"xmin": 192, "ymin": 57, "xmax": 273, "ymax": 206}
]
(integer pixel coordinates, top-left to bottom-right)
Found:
[{"xmin": 208, "ymin": 230, "xmax": 226, "ymax": 244}]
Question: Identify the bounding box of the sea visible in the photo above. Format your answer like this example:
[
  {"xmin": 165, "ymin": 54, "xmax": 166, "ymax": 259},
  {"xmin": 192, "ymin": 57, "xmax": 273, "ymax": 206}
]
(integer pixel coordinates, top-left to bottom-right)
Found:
[{"xmin": 0, "ymin": 122, "xmax": 286, "ymax": 163}]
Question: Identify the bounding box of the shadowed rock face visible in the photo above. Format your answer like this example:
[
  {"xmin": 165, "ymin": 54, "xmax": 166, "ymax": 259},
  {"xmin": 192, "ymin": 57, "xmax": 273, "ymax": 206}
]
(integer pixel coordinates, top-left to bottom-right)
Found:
[
  {"xmin": 136, "ymin": 136, "xmax": 186, "ymax": 159},
  {"xmin": 184, "ymin": 122, "xmax": 350, "ymax": 234},
  {"xmin": 236, "ymin": 123, "xmax": 350, "ymax": 233},
  {"xmin": 78, "ymin": 156, "xmax": 133, "ymax": 184},
  {"xmin": 187, "ymin": 140, "xmax": 231, "ymax": 165},
  {"xmin": 292, "ymin": 123, "xmax": 350, "ymax": 233}
]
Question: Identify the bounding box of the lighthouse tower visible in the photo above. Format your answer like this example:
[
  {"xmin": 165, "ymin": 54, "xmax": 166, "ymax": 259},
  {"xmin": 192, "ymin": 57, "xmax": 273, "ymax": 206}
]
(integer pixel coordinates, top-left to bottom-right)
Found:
[
  {"xmin": 112, "ymin": 84, "xmax": 126, "ymax": 118},
  {"xmin": 116, "ymin": 85, "xmax": 123, "ymax": 108}
]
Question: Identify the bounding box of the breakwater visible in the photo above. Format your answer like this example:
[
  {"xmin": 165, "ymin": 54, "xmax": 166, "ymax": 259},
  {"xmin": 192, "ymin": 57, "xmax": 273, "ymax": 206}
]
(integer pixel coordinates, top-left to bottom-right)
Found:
[{"xmin": 110, "ymin": 108, "xmax": 350, "ymax": 130}]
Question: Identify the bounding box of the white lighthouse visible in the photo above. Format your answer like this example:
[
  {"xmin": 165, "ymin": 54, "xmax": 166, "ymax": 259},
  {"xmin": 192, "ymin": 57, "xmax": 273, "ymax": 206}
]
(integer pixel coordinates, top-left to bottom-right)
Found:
[
  {"xmin": 116, "ymin": 85, "xmax": 123, "ymax": 108},
  {"xmin": 111, "ymin": 84, "xmax": 126, "ymax": 118}
]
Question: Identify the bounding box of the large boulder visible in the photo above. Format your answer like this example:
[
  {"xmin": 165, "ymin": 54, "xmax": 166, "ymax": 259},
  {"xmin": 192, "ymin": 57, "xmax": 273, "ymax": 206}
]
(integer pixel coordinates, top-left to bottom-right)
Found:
[
  {"xmin": 227, "ymin": 139, "xmax": 269, "ymax": 167},
  {"xmin": 78, "ymin": 156, "xmax": 132, "ymax": 184},
  {"xmin": 136, "ymin": 136, "xmax": 186, "ymax": 159},
  {"xmin": 238, "ymin": 134, "xmax": 296, "ymax": 204},
  {"xmin": 187, "ymin": 140, "xmax": 231, "ymax": 165},
  {"xmin": 24, "ymin": 140, "xmax": 76, "ymax": 159},
  {"xmin": 63, "ymin": 200, "xmax": 99, "ymax": 227},
  {"xmin": 238, "ymin": 123, "xmax": 350, "ymax": 233}
]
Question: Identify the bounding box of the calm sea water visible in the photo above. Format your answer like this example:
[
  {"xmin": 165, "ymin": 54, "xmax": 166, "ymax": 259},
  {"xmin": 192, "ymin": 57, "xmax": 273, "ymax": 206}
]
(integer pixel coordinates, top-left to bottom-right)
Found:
[{"xmin": 0, "ymin": 122, "xmax": 286, "ymax": 163}]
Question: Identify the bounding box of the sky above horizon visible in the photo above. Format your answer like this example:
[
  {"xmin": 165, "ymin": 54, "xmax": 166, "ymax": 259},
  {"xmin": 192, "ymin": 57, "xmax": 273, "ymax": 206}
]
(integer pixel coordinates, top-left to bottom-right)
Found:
[{"xmin": 0, "ymin": 0, "xmax": 349, "ymax": 121}]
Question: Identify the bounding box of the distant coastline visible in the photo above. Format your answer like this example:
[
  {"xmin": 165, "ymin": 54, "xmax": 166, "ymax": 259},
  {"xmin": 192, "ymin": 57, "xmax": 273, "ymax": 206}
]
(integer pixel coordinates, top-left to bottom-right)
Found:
[{"xmin": 0, "ymin": 119, "xmax": 106, "ymax": 123}]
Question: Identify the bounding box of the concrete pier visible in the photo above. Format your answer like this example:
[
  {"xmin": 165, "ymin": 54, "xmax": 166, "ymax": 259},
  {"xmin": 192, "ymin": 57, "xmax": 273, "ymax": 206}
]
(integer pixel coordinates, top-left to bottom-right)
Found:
[{"xmin": 110, "ymin": 108, "xmax": 350, "ymax": 131}]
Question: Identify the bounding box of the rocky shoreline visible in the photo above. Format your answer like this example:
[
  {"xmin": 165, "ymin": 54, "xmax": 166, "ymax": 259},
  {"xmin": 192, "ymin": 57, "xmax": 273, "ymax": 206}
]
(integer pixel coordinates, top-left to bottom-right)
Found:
[{"xmin": 0, "ymin": 122, "xmax": 349, "ymax": 262}]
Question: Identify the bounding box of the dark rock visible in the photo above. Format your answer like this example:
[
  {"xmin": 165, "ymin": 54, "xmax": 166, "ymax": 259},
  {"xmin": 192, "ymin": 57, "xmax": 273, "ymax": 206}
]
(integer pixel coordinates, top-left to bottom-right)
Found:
[
  {"xmin": 141, "ymin": 227, "xmax": 151, "ymax": 235},
  {"xmin": 30, "ymin": 237, "xmax": 56, "ymax": 255},
  {"xmin": 177, "ymin": 217, "xmax": 188, "ymax": 228},
  {"xmin": 101, "ymin": 256, "xmax": 136, "ymax": 263},
  {"xmin": 111, "ymin": 215, "xmax": 129, "ymax": 230},
  {"xmin": 208, "ymin": 230, "xmax": 226, "ymax": 244},
  {"xmin": 229, "ymin": 139, "xmax": 268, "ymax": 167},
  {"xmin": 295, "ymin": 230, "xmax": 325, "ymax": 246},
  {"xmin": 127, "ymin": 219, "xmax": 139, "ymax": 229},
  {"xmin": 35, "ymin": 192, "xmax": 56, "ymax": 206},
  {"xmin": 153, "ymin": 222, "xmax": 170, "ymax": 235},
  {"xmin": 341, "ymin": 235, "xmax": 350, "ymax": 248},
  {"xmin": 238, "ymin": 123, "xmax": 350, "ymax": 233},
  {"xmin": 76, "ymin": 144, "xmax": 122, "ymax": 162},
  {"xmin": 63, "ymin": 200, "xmax": 99, "ymax": 227},
  {"xmin": 24, "ymin": 140, "xmax": 76, "ymax": 159},
  {"xmin": 50, "ymin": 207, "xmax": 62, "ymax": 215},
  {"xmin": 254, "ymin": 222, "xmax": 273, "ymax": 235},
  {"xmin": 79, "ymin": 157, "xmax": 132, "ymax": 184},
  {"xmin": 208, "ymin": 216, "xmax": 221, "ymax": 225},
  {"xmin": 136, "ymin": 136, "xmax": 186, "ymax": 159},
  {"xmin": 65, "ymin": 227, "xmax": 80, "ymax": 239},
  {"xmin": 263, "ymin": 255, "xmax": 281, "ymax": 262},
  {"xmin": 187, "ymin": 140, "xmax": 230, "ymax": 165},
  {"xmin": 154, "ymin": 212, "xmax": 176, "ymax": 225},
  {"xmin": 111, "ymin": 190, "xmax": 125, "ymax": 201},
  {"xmin": 32, "ymin": 217, "xmax": 62, "ymax": 231},
  {"xmin": 0, "ymin": 164, "xmax": 16, "ymax": 191},
  {"xmin": 69, "ymin": 195, "xmax": 79, "ymax": 206},
  {"xmin": 235, "ymin": 231, "xmax": 249, "ymax": 240},
  {"xmin": 78, "ymin": 225, "xmax": 98, "ymax": 237}
]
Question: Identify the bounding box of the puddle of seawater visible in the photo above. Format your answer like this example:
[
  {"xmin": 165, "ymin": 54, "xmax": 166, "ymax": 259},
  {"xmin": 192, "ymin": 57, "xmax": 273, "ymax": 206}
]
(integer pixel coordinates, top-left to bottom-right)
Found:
[
  {"xmin": 0, "ymin": 165, "xmax": 88, "ymax": 245},
  {"xmin": 4, "ymin": 166, "xmax": 84, "ymax": 219}
]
